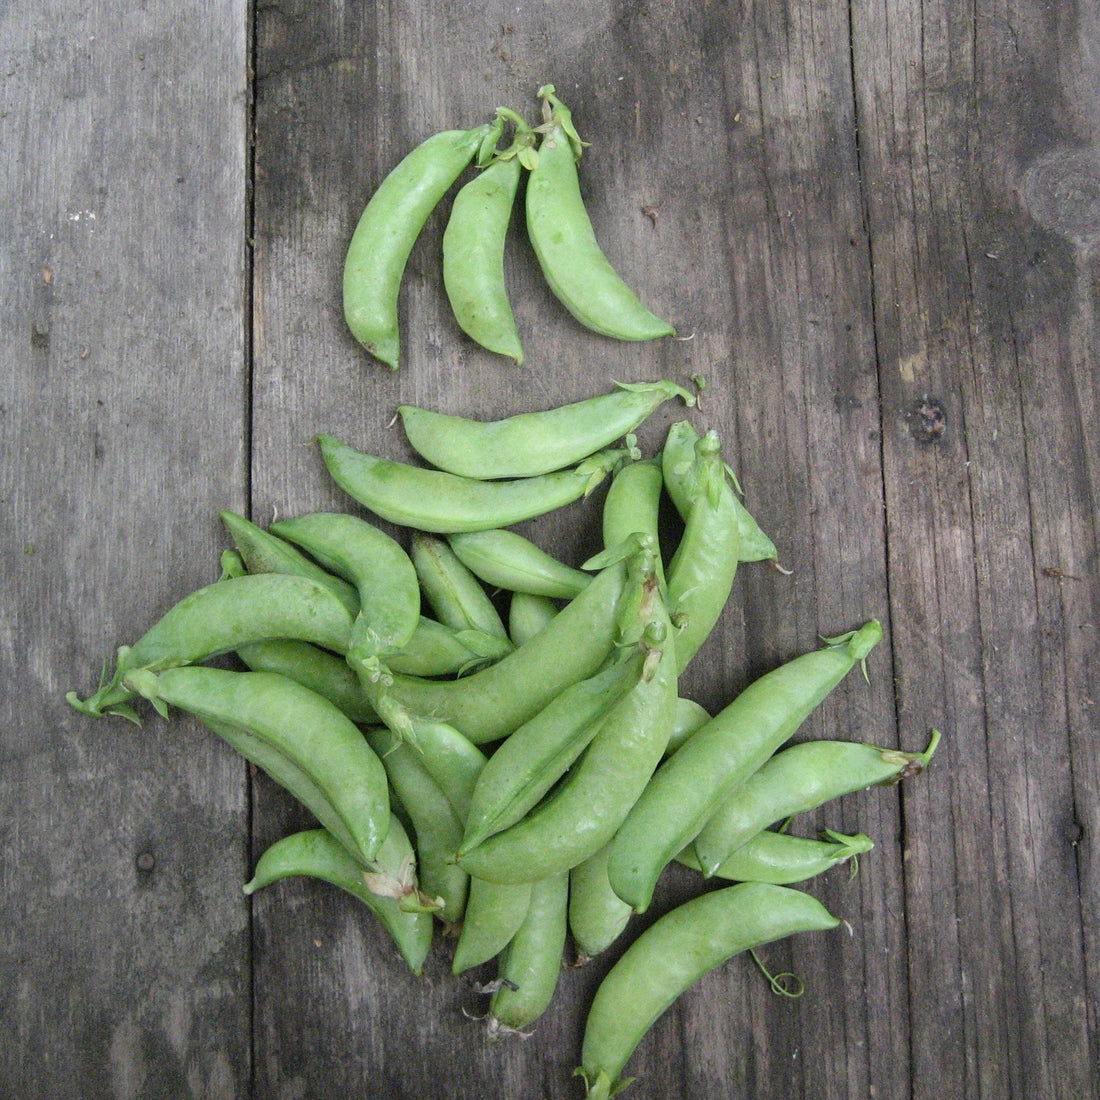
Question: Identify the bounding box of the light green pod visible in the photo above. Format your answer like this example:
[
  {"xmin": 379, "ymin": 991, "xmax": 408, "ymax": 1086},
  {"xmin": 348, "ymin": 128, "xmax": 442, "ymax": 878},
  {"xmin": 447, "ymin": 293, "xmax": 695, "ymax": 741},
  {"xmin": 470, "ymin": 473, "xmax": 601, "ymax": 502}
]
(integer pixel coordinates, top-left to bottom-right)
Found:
[
  {"xmin": 447, "ymin": 529, "xmax": 592, "ymax": 599},
  {"xmin": 507, "ymin": 592, "xmax": 559, "ymax": 646},
  {"xmin": 243, "ymin": 825, "xmax": 433, "ymax": 975},
  {"xmin": 66, "ymin": 573, "xmax": 357, "ymax": 720},
  {"xmin": 125, "ymin": 667, "xmax": 390, "ymax": 868},
  {"xmin": 451, "ymin": 877, "xmax": 533, "ymax": 975},
  {"xmin": 443, "ymin": 153, "xmax": 525, "ymax": 364},
  {"xmin": 606, "ymin": 620, "xmax": 884, "ymax": 913},
  {"xmin": 320, "ymin": 434, "xmax": 627, "ymax": 534},
  {"xmin": 569, "ymin": 840, "xmax": 633, "ymax": 960},
  {"xmin": 577, "ymin": 884, "xmax": 841, "ymax": 1098},
  {"xmin": 397, "ymin": 379, "xmax": 692, "ymax": 480},
  {"xmin": 487, "ymin": 871, "xmax": 569, "ymax": 1035},
  {"xmin": 343, "ymin": 123, "xmax": 492, "ymax": 369},
  {"xmin": 663, "ymin": 697, "xmax": 712, "ymax": 757},
  {"xmin": 410, "ymin": 533, "xmax": 511, "ymax": 641},
  {"xmin": 600, "ymin": 457, "xmax": 666, "ymax": 580},
  {"xmin": 526, "ymin": 87, "xmax": 675, "ymax": 342}
]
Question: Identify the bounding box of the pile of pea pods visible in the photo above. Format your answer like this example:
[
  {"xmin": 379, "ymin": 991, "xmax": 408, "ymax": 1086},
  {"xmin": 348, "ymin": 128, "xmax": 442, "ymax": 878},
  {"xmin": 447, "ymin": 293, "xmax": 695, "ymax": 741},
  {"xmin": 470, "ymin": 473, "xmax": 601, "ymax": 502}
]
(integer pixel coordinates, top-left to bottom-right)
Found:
[
  {"xmin": 67, "ymin": 379, "xmax": 938, "ymax": 1099},
  {"xmin": 343, "ymin": 83, "xmax": 675, "ymax": 370}
]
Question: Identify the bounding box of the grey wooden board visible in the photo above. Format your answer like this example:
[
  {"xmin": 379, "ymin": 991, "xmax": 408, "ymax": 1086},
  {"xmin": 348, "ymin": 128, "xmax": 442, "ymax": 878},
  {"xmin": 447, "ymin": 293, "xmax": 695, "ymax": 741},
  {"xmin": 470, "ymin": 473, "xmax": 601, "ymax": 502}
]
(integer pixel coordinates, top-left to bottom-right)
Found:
[{"xmin": 2, "ymin": 0, "xmax": 1098, "ymax": 1097}]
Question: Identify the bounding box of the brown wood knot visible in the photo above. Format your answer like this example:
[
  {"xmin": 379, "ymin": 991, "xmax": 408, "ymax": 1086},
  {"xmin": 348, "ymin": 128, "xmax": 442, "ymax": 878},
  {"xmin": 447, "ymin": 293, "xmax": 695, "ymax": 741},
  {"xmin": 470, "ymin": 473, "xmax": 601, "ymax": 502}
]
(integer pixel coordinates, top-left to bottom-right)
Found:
[
  {"xmin": 904, "ymin": 396, "xmax": 947, "ymax": 444},
  {"xmin": 135, "ymin": 851, "xmax": 156, "ymax": 873},
  {"xmin": 1021, "ymin": 146, "xmax": 1100, "ymax": 250}
]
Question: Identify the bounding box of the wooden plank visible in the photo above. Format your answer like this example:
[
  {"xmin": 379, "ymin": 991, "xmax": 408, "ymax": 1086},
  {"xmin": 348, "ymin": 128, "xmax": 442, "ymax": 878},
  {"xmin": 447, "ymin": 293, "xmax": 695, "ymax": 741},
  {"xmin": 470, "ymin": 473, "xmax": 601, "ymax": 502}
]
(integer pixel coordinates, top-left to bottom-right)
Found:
[
  {"xmin": 0, "ymin": 2, "xmax": 251, "ymax": 1097},
  {"xmin": 852, "ymin": 0, "xmax": 1100, "ymax": 1096}
]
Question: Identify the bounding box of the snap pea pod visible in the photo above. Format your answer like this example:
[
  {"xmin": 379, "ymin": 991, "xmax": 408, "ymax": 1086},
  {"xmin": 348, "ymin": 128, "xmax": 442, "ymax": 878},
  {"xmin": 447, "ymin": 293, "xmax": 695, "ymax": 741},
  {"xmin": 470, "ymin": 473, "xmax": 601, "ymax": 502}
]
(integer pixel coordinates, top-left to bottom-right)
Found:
[
  {"xmin": 606, "ymin": 619, "xmax": 883, "ymax": 913},
  {"xmin": 243, "ymin": 825, "xmax": 434, "ymax": 975},
  {"xmin": 526, "ymin": 86, "xmax": 675, "ymax": 342},
  {"xmin": 663, "ymin": 697, "xmax": 712, "ymax": 757},
  {"xmin": 665, "ymin": 430, "xmax": 740, "ymax": 673},
  {"xmin": 124, "ymin": 667, "xmax": 389, "ymax": 868},
  {"xmin": 693, "ymin": 731, "xmax": 940, "ymax": 876},
  {"xmin": 410, "ymin": 533, "xmax": 511, "ymax": 642},
  {"xmin": 487, "ymin": 871, "xmax": 569, "ymax": 1036},
  {"xmin": 343, "ymin": 121, "xmax": 495, "ymax": 369},
  {"xmin": 507, "ymin": 591, "xmax": 559, "ymax": 646},
  {"xmin": 662, "ymin": 421, "xmax": 779, "ymax": 564},
  {"xmin": 366, "ymin": 727, "xmax": 469, "ymax": 922},
  {"xmin": 442, "ymin": 113, "xmax": 532, "ymax": 365},
  {"xmin": 677, "ymin": 828, "xmax": 874, "ymax": 885},
  {"xmin": 447, "ymin": 528, "xmax": 592, "ymax": 599},
  {"xmin": 319, "ymin": 434, "xmax": 629, "ymax": 534},
  {"xmin": 600, "ymin": 457, "xmax": 665, "ymax": 580},
  {"xmin": 452, "ymin": 877, "xmax": 533, "ymax": 975},
  {"xmin": 270, "ymin": 512, "xmax": 420, "ymax": 662},
  {"xmin": 458, "ymin": 648, "xmax": 648, "ymax": 855},
  {"xmin": 577, "ymin": 884, "xmax": 841, "ymax": 1098},
  {"xmin": 458, "ymin": 546, "xmax": 677, "ymax": 884},
  {"xmin": 397, "ymin": 380, "xmax": 692, "ymax": 480},
  {"xmin": 375, "ymin": 560, "xmax": 628, "ymax": 745},
  {"xmin": 219, "ymin": 510, "xmax": 360, "ymax": 614},
  {"xmin": 66, "ymin": 573, "xmax": 357, "ymax": 720},
  {"xmin": 568, "ymin": 840, "xmax": 633, "ymax": 961}
]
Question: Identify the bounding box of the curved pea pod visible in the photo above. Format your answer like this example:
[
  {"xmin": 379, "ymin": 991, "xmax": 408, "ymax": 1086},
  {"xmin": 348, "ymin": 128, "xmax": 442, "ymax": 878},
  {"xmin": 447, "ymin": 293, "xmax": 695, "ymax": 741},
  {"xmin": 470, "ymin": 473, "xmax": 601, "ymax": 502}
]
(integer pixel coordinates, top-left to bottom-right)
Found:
[
  {"xmin": 270, "ymin": 512, "xmax": 420, "ymax": 663},
  {"xmin": 526, "ymin": 86, "xmax": 674, "ymax": 342},
  {"xmin": 451, "ymin": 877, "xmax": 533, "ymax": 975},
  {"xmin": 366, "ymin": 727, "xmax": 469, "ymax": 922},
  {"xmin": 600, "ymin": 457, "xmax": 665, "ymax": 579},
  {"xmin": 124, "ymin": 667, "xmax": 389, "ymax": 868},
  {"xmin": 678, "ymin": 827, "xmax": 874, "ymax": 885},
  {"xmin": 665, "ymin": 430, "xmax": 740, "ymax": 673},
  {"xmin": 319, "ymin": 434, "xmax": 629, "ymax": 534},
  {"xmin": 569, "ymin": 840, "xmax": 633, "ymax": 961},
  {"xmin": 66, "ymin": 573, "xmax": 357, "ymax": 720},
  {"xmin": 507, "ymin": 591, "xmax": 559, "ymax": 646},
  {"xmin": 446, "ymin": 528, "xmax": 592, "ymax": 600},
  {"xmin": 458, "ymin": 548, "xmax": 678, "ymax": 884},
  {"xmin": 243, "ymin": 825, "xmax": 434, "ymax": 975},
  {"xmin": 577, "ymin": 883, "xmax": 841, "ymax": 1098},
  {"xmin": 458, "ymin": 648, "xmax": 648, "ymax": 855},
  {"xmin": 662, "ymin": 421, "xmax": 779, "ymax": 565},
  {"xmin": 373, "ymin": 559, "xmax": 628, "ymax": 745},
  {"xmin": 219, "ymin": 510, "xmax": 360, "ymax": 614},
  {"xmin": 693, "ymin": 730, "xmax": 940, "ymax": 876},
  {"xmin": 663, "ymin": 697, "xmax": 712, "ymax": 757},
  {"xmin": 443, "ymin": 150, "xmax": 526, "ymax": 364},
  {"xmin": 606, "ymin": 619, "xmax": 884, "ymax": 913},
  {"xmin": 397, "ymin": 379, "xmax": 693, "ymax": 480},
  {"xmin": 486, "ymin": 871, "xmax": 569, "ymax": 1036},
  {"xmin": 343, "ymin": 122, "xmax": 494, "ymax": 370},
  {"xmin": 409, "ymin": 533, "xmax": 511, "ymax": 642}
]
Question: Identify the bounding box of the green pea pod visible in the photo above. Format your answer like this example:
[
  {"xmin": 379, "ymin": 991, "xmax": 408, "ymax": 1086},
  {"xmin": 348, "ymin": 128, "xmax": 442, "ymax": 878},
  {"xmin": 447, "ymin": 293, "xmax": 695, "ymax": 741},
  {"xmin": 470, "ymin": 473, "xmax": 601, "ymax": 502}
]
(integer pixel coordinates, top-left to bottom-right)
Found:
[
  {"xmin": 693, "ymin": 731, "xmax": 940, "ymax": 876},
  {"xmin": 677, "ymin": 828, "xmax": 875, "ymax": 885},
  {"xmin": 486, "ymin": 871, "xmax": 569, "ymax": 1036},
  {"xmin": 447, "ymin": 529, "xmax": 592, "ymax": 600},
  {"xmin": 410, "ymin": 533, "xmax": 511, "ymax": 642},
  {"xmin": 397, "ymin": 380, "xmax": 692, "ymax": 480},
  {"xmin": 124, "ymin": 667, "xmax": 390, "ymax": 868},
  {"xmin": 600, "ymin": 457, "xmax": 665, "ymax": 582},
  {"xmin": 577, "ymin": 884, "xmax": 841, "ymax": 1098},
  {"xmin": 606, "ymin": 619, "xmax": 883, "ymax": 913},
  {"xmin": 270, "ymin": 512, "xmax": 420, "ymax": 662},
  {"xmin": 569, "ymin": 840, "xmax": 634, "ymax": 961},
  {"xmin": 443, "ymin": 152, "xmax": 526, "ymax": 364},
  {"xmin": 458, "ymin": 647, "xmax": 648, "ymax": 855},
  {"xmin": 319, "ymin": 434, "xmax": 629, "ymax": 534},
  {"xmin": 66, "ymin": 573, "xmax": 357, "ymax": 720},
  {"xmin": 343, "ymin": 122, "xmax": 494, "ymax": 369},
  {"xmin": 507, "ymin": 591, "xmax": 559, "ymax": 646},
  {"xmin": 219, "ymin": 510, "xmax": 360, "ymax": 614},
  {"xmin": 666, "ymin": 430, "xmax": 740, "ymax": 673},
  {"xmin": 366, "ymin": 727, "xmax": 469, "ymax": 922},
  {"xmin": 662, "ymin": 421, "xmax": 779, "ymax": 564},
  {"xmin": 663, "ymin": 697, "xmax": 712, "ymax": 757},
  {"xmin": 243, "ymin": 825, "xmax": 433, "ymax": 975},
  {"xmin": 367, "ymin": 559, "xmax": 628, "ymax": 745},
  {"xmin": 526, "ymin": 86, "xmax": 674, "ymax": 341},
  {"xmin": 452, "ymin": 877, "xmax": 533, "ymax": 975},
  {"xmin": 458, "ymin": 547, "xmax": 677, "ymax": 884}
]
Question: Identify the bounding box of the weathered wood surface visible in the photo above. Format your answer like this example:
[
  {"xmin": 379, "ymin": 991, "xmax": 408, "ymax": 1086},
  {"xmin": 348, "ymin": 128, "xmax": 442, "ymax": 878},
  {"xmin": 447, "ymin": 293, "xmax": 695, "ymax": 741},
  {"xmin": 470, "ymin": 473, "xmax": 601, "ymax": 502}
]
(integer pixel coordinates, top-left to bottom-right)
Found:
[{"xmin": 2, "ymin": 0, "xmax": 1098, "ymax": 1097}]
